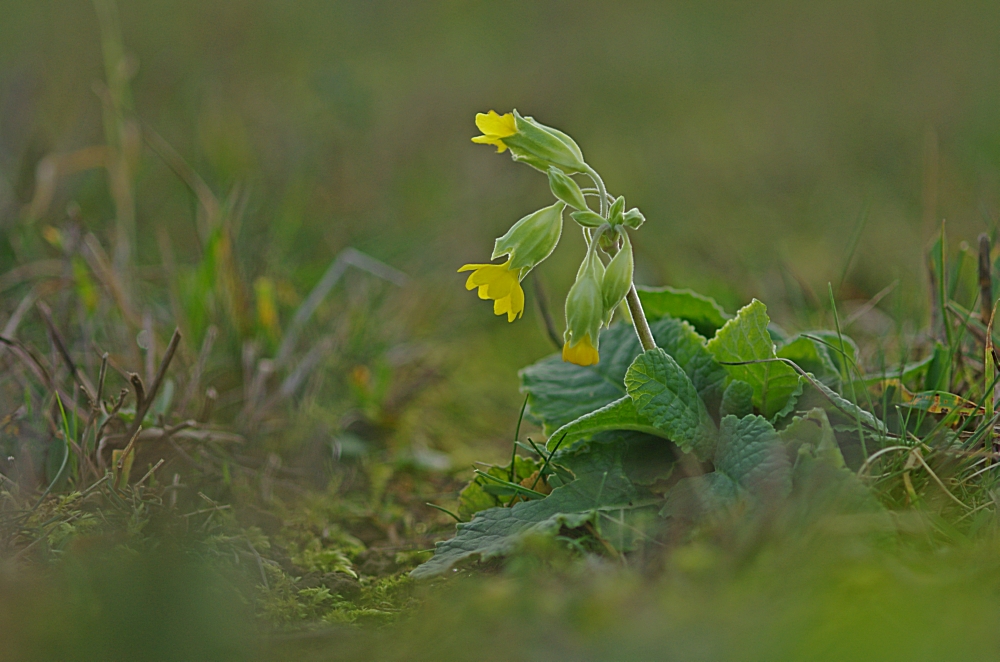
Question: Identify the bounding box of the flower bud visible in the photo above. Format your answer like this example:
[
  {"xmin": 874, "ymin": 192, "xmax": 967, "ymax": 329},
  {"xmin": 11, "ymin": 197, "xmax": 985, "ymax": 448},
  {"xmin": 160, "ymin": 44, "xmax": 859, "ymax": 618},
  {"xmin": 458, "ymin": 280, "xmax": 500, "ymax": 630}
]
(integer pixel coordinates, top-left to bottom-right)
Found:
[
  {"xmin": 607, "ymin": 196, "xmax": 625, "ymax": 226},
  {"xmin": 601, "ymin": 231, "xmax": 633, "ymax": 321},
  {"xmin": 547, "ymin": 167, "xmax": 588, "ymax": 211},
  {"xmin": 570, "ymin": 210, "xmax": 605, "ymax": 228},
  {"xmin": 503, "ymin": 110, "xmax": 587, "ymax": 174},
  {"xmin": 492, "ymin": 201, "xmax": 565, "ymax": 274},
  {"xmin": 563, "ymin": 245, "xmax": 605, "ymax": 366},
  {"xmin": 622, "ymin": 208, "xmax": 645, "ymax": 230}
]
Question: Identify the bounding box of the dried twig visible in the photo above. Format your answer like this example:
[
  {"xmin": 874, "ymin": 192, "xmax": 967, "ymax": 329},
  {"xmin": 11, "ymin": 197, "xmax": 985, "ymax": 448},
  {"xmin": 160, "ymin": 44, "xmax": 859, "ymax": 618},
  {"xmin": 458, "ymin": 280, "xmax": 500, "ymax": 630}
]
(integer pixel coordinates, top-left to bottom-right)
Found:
[
  {"xmin": 134, "ymin": 458, "xmax": 165, "ymax": 489},
  {"xmin": 37, "ymin": 301, "xmax": 96, "ymax": 402},
  {"xmin": 123, "ymin": 328, "xmax": 181, "ymax": 446}
]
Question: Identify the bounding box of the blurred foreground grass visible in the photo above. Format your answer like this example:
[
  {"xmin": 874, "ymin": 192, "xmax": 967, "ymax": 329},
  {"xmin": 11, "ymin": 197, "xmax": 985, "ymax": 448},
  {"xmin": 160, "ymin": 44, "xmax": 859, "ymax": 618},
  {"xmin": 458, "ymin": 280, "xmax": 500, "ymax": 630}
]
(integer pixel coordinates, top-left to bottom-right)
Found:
[{"xmin": 4, "ymin": 1, "xmax": 1000, "ymax": 660}]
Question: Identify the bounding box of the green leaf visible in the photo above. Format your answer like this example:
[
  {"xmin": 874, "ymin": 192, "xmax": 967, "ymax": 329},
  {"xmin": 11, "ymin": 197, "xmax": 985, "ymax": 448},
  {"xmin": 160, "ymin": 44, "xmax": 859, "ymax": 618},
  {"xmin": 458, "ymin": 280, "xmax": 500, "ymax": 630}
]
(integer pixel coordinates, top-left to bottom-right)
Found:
[
  {"xmin": 779, "ymin": 408, "xmax": 844, "ymax": 469},
  {"xmin": 617, "ymin": 432, "xmax": 677, "ymax": 486},
  {"xmin": 783, "ymin": 408, "xmax": 886, "ymax": 521},
  {"xmin": 805, "ymin": 330, "xmax": 859, "ymax": 376},
  {"xmin": 720, "ymin": 380, "xmax": 754, "ymax": 419},
  {"xmin": 544, "ymin": 396, "xmax": 664, "ymax": 452},
  {"xmin": 924, "ymin": 340, "xmax": 951, "ymax": 391},
  {"xmin": 706, "ymin": 299, "xmax": 802, "ymax": 420},
  {"xmin": 411, "ymin": 443, "xmax": 640, "ymax": 579},
  {"xmin": 861, "ymin": 353, "xmax": 935, "ymax": 386},
  {"xmin": 777, "ymin": 334, "xmax": 839, "ymax": 384},
  {"xmin": 636, "ymin": 286, "xmax": 730, "ymax": 337},
  {"xmin": 803, "ymin": 372, "xmax": 888, "ymax": 435},
  {"xmin": 655, "ymin": 316, "xmax": 728, "ymax": 415},
  {"xmin": 521, "ymin": 318, "xmax": 726, "ymax": 434},
  {"xmin": 714, "ymin": 414, "xmax": 792, "ymax": 498},
  {"xmin": 625, "ymin": 349, "xmax": 717, "ymax": 459},
  {"xmin": 458, "ymin": 456, "xmax": 541, "ymax": 520},
  {"xmin": 663, "ymin": 413, "xmax": 790, "ymax": 517}
]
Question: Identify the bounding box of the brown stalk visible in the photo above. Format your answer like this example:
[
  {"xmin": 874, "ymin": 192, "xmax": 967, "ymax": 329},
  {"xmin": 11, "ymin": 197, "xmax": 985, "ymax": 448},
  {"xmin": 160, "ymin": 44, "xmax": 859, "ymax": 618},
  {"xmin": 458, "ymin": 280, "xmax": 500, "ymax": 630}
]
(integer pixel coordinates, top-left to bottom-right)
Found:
[
  {"xmin": 95, "ymin": 388, "xmax": 129, "ymax": 472},
  {"xmin": 532, "ymin": 278, "xmax": 562, "ymax": 351},
  {"xmin": 123, "ymin": 328, "xmax": 182, "ymax": 447},
  {"xmin": 36, "ymin": 301, "xmax": 96, "ymax": 402}
]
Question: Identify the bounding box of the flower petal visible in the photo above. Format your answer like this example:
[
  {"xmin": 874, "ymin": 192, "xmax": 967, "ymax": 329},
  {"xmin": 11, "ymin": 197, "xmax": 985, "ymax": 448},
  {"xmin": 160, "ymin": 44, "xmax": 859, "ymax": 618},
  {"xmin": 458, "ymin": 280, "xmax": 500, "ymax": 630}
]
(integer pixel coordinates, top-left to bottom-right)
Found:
[
  {"xmin": 562, "ymin": 335, "xmax": 600, "ymax": 366},
  {"xmin": 508, "ymin": 282, "xmax": 525, "ymax": 321},
  {"xmin": 494, "ymin": 294, "xmax": 511, "ymax": 317},
  {"xmin": 471, "ymin": 135, "xmax": 507, "ymax": 153},
  {"xmin": 475, "ymin": 111, "xmax": 517, "ymax": 138}
]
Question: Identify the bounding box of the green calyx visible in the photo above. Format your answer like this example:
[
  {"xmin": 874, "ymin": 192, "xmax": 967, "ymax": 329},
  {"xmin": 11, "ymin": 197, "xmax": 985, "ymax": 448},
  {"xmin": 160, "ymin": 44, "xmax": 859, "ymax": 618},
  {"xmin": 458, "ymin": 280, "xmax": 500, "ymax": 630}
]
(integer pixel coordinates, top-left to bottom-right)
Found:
[
  {"xmin": 601, "ymin": 230, "xmax": 633, "ymax": 322},
  {"xmin": 547, "ymin": 167, "xmax": 588, "ymax": 211},
  {"xmin": 492, "ymin": 201, "xmax": 566, "ymax": 273},
  {"xmin": 564, "ymin": 239, "xmax": 606, "ymax": 349},
  {"xmin": 504, "ymin": 110, "xmax": 587, "ymax": 174},
  {"xmin": 608, "ymin": 196, "xmax": 625, "ymax": 226},
  {"xmin": 570, "ymin": 210, "xmax": 605, "ymax": 228}
]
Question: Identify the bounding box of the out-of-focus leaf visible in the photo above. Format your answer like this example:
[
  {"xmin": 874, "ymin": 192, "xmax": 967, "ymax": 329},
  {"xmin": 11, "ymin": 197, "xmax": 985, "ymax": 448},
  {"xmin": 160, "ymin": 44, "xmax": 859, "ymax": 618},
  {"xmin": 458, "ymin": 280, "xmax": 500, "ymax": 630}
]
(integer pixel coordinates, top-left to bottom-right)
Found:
[{"xmin": 412, "ymin": 443, "xmax": 641, "ymax": 579}]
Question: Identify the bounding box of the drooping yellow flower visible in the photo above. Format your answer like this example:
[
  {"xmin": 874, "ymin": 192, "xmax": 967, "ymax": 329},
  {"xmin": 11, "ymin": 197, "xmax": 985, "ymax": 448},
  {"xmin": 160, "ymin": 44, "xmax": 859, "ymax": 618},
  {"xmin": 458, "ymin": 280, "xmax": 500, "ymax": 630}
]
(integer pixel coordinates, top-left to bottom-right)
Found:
[
  {"xmin": 458, "ymin": 260, "xmax": 525, "ymax": 322},
  {"xmin": 562, "ymin": 334, "xmax": 599, "ymax": 366},
  {"xmin": 562, "ymin": 244, "xmax": 605, "ymax": 366},
  {"xmin": 471, "ymin": 111, "xmax": 517, "ymax": 153}
]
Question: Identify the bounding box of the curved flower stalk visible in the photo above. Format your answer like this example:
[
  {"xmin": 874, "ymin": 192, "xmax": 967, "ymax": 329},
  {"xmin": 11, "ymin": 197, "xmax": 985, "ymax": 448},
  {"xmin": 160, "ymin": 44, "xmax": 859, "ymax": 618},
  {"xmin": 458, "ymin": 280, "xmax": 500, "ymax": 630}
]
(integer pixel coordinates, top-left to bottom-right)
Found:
[{"xmin": 462, "ymin": 110, "xmax": 656, "ymax": 364}]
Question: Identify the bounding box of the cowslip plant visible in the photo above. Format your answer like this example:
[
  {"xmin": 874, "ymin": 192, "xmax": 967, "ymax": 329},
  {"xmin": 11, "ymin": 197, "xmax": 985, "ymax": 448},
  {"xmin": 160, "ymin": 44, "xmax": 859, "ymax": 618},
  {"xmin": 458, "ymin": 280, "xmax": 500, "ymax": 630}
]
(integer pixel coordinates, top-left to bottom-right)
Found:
[
  {"xmin": 425, "ymin": 113, "xmax": 995, "ymax": 582},
  {"xmin": 459, "ymin": 110, "xmax": 654, "ymax": 366}
]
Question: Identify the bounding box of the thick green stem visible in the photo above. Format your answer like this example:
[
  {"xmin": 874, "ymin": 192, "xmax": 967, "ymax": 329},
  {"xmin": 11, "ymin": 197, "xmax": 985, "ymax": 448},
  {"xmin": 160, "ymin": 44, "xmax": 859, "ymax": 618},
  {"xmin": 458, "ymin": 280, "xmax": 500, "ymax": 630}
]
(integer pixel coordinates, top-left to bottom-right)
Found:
[{"xmin": 626, "ymin": 285, "xmax": 656, "ymax": 351}]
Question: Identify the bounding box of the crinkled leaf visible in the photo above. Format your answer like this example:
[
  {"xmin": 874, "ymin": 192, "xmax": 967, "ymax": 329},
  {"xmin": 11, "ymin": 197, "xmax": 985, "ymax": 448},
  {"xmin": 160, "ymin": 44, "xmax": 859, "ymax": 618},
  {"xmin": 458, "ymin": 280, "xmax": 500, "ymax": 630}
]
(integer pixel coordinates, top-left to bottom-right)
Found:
[
  {"xmin": 706, "ymin": 299, "xmax": 802, "ymax": 420},
  {"xmin": 784, "ymin": 409, "xmax": 887, "ymax": 523},
  {"xmin": 617, "ymin": 432, "xmax": 677, "ymax": 486},
  {"xmin": 636, "ymin": 285, "xmax": 730, "ymax": 337},
  {"xmin": 714, "ymin": 414, "xmax": 791, "ymax": 498},
  {"xmin": 625, "ymin": 349, "xmax": 718, "ymax": 459},
  {"xmin": 521, "ymin": 318, "xmax": 725, "ymax": 434},
  {"xmin": 779, "ymin": 408, "xmax": 844, "ymax": 469},
  {"xmin": 719, "ymin": 380, "xmax": 754, "ymax": 419},
  {"xmin": 660, "ymin": 473, "xmax": 739, "ymax": 519},
  {"xmin": 412, "ymin": 444, "xmax": 639, "ymax": 579},
  {"xmin": 544, "ymin": 396, "xmax": 664, "ymax": 452},
  {"xmin": 654, "ymin": 316, "xmax": 728, "ymax": 415}
]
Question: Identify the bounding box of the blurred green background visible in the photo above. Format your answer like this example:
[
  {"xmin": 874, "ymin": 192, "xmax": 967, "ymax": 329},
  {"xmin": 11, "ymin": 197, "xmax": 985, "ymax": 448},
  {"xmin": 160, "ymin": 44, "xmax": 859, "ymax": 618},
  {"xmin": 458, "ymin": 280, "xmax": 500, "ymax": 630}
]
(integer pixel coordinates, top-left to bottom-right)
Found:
[
  {"xmin": 5, "ymin": 2, "xmax": 1000, "ymax": 659},
  {"xmin": 3, "ymin": 0, "xmax": 1000, "ymax": 451}
]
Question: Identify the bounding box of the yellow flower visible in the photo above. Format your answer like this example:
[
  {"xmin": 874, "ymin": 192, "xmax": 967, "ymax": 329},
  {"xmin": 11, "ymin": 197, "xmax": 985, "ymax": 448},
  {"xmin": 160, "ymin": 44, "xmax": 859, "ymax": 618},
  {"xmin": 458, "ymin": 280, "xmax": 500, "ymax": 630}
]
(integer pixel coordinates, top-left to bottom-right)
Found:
[
  {"xmin": 471, "ymin": 111, "xmax": 517, "ymax": 153},
  {"xmin": 458, "ymin": 260, "xmax": 525, "ymax": 322},
  {"xmin": 562, "ymin": 334, "xmax": 599, "ymax": 366}
]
